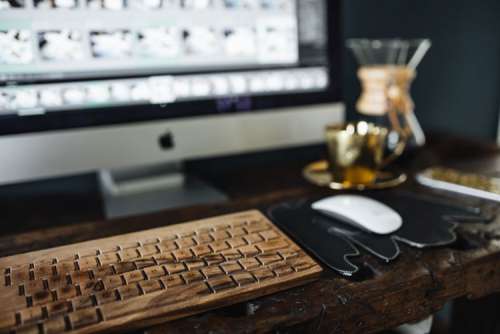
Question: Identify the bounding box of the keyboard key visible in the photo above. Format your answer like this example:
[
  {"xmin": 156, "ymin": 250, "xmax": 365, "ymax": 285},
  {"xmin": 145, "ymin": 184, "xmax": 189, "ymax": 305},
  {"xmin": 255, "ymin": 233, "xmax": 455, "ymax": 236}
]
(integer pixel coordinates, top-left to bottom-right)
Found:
[
  {"xmin": 208, "ymin": 276, "xmax": 236, "ymax": 292},
  {"xmin": 238, "ymin": 258, "xmax": 260, "ymax": 270},
  {"xmin": 98, "ymin": 253, "xmax": 119, "ymax": 266},
  {"xmin": 68, "ymin": 308, "xmax": 99, "ymax": 329},
  {"xmin": 78, "ymin": 257, "xmax": 98, "ymax": 271},
  {"xmin": 205, "ymin": 254, "xmax": 225, "ymax": 266},
  {"xmin": 138, "ymin": 280, "xmax": 163, "ymax": 294},
  {"xmin": 221, "ymin": 262, "xmax": 242, "ymax": 274},
  {"xmin": 159, "ymin": 234, "xmax": 177, "ymax": 241},
  {"xmin": 56, "ymin": 261, "xmax": 76, "ymax": 276},
  {"xmin": 46, "ymin": 300, "xmax": 71, "ymax": 316},
  {"xmin": 92, "ymin": 265, "xmax": 114, "ymax": 279},
  {"xmin": 144, "ymin": 266, "xmax": 166, "ymax": 280},
  {"xmin": 0, "ymin": 287, "xmax": 28, "ymax": 314},
  {"xmin": 102, "ymin": 275, "xmax": 123, "ymax": 290},
  {"xmin": 232, "ymin": 272, "xmax": 255, "ymax": 286},
  {"xmin": 0, "ymin": 312, "xmax": 16, "ymax": 329},
  {"xmin": 118, "ymin": 249, "xmax": 140, "ymax": 262},
  {"xmin": 99, "ymin": 246, "xmax": 119, "ymax": 254},
  {"xmin": 243, "ymin": 234, "xmax": 263, "ymax": 245},
  {"xmin": 23, "ymin": 280, "xmax": 46, "ymax": 295},
  {"xmin": 196, "ymin": 227, "xmax": 212, "ymax": 234},
  {"xmin": 288, "ymin": 257, "xmax": 315, "ymax": 272},
  {"xmin": 201, "ymin": 266, "xmax": 224, "ymax": 279},
  {"xmin": 195, "ymin": 233, "xmax": 213, "ymax": 245},
  {"xmin": 251, "ymin": 268, "xmax": 275, "ymax": 282},
  {"xmin": 160, "ymin": 275, "xmax": 184, "ymax": 288},
  {"xmin": 78, "ymin": 249, "xmax": 98, "ymax": 258},
  {"xmin": 72, "ymin": 295, "xmax": 94, "ymax": 310},
  {"xmin": 10, "ymin": 268, "xmax": 29, "ymax": 284},
  {"xmin": 80, "ymin": 280, "xmax": 105, "ymax": 296},
  {"xmin": 211, "ymin": 230, "xmax": 230, "ymax": 241},
  {"xmin": 245, "ymin": 221, "xmax": 270, "ymax": 233},
  {"xmin": 101, "ymin": 283, "xmax": 209, "ymax": 320},
  {"xmin": 154, "ymin": 253, "xmax": 175, "ymax": 265},
  {"xmin": 141, "ymin": 238, "xmax": 159, "ymax": 246},
  {"xmin": 113, "ymin": 262, "xmax": 136, "ymax": 275},
  {"xmin": 256, "ymin": 239, "xmax": 288, "ymax": 253},
  {"xmin": 34, "ymin": 265, "xmax": 53, "ymax": 280},
  {"xmin": 118, "ymin": 284, "xmax": 140, "ymax": 300},
  {"xmin": 158, "ymin": 240, "xmax": 178, "ymax": 252},
  {"xmin": 278, "ymin": 249, "xmax": 301, "ymax": 260},
  {"xmin": 227, "ymin": 237, "xmax": 246, "ymax": 248},
  {"xmin": 34, "ymin": 259, "xmax": 54, "ymax": 267},
  {"xmin": 47, "ymin": 275, "xmax": 68, "ymax": 290},
  {"xmin": 70, "ymin": 271, "xmax": 91, "ymax": 285},
  {"xmin": 270, "ymin": 263, "xmax": 294, "ymax": 277},
  {"xmin": 239, "ymin": 245, "xmax": 259, "ymax": 257},
  {"xmin": 19, "ymin": 306, "xmax": 43, "ymax": 324},
  {"xmin": 221, "ymin": 249, "xmax": 242, "ymax": 261},
  {"xmin": 229, "ymin": 227, "xmax": 246, "ymax": 237},
  {"xmin": 257, "ymin": 253, "xmax": 282, "ymax": 266},
  {"xmin": 123, "ymin": 270, "xmax": 145, "ymax": 285},
  {"xmin": 15, "ymin": 324, "xmax": 39, "ymax": 334},
  {"xmin": 120, "ymin": 242, "xmax": 139, "ymax": 250},
  {"xmin": 182, "ymin": 271, "xmax": 204, "ymax": 284},
  {"xmin": 95, "ymin": 290, "xmax": 118, "ymax": 305},
  {"xmin": 179, "ymin": 231, "xmax": 195, "ymax": 238},
  {"xmin": 185, "ymin": 260, "xmax": 205, "ymax": 271},
  {"xmin": 138, "ymin": 245, "xmax": 158, "ymax": 257},
  {"xmin": 135, "ymin": 258, "xmax": 156, "ymax": 269},
  {"xmin": 260, "ymin": 230, "xmax": 279, "ymax": 241},
  {"xmin": 56, "ymin": 252, "xmax": 76, "ymax": 261},
  {"xmin": 44, "ymin": 315, "xmax": 66, "ymax": 334},
  {"xmin": 215, "ymin": 223, "xmax": 231, "ymax": 231},
  {"xmin": 210, "ymin": 241, "xmax": 229, "ymax": 252},
  {"xmin": 172, "ymin": 249, "xmax": 194, "ymax": 262},
  {"xmin": 164, "ymin": 263, "xmax": 185, "ymax": 275},
  {"xmin": 176, "ymin": 237, "xmax": 196, "ymax": 248},
  {"xmin": 191, "ymin": 244, "xmax": 211, "ymax": 257},
  {"xmin": 231, "ymin": 220, "xmax": 246, "ymax": 228},
  {"xmin": 56, "ymin": 285, "xmax": 78, "ymax": 300}
]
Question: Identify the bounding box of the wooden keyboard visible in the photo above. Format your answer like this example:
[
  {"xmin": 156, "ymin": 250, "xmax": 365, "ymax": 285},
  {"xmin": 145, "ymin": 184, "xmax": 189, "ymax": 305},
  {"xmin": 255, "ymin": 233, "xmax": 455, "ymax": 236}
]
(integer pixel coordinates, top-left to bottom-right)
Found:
[{"xmin": 0, "ymin": 210, "xmax": 322, "ymax": 334}]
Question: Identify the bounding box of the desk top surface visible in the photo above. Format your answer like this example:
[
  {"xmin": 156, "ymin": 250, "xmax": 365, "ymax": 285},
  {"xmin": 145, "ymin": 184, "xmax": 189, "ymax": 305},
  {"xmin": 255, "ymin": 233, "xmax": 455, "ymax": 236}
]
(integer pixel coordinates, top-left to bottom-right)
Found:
[{"xmin": 0, "ymin": 135, "xmax": 500, "ymax": 333}]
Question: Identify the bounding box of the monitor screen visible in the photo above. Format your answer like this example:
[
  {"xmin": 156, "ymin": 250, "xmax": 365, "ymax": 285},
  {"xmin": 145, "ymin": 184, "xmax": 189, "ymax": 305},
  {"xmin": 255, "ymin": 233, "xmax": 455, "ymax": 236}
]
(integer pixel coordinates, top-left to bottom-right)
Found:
[{"xmin": 0, "ymin": 0, "xmax": 340, "ymax": 135}]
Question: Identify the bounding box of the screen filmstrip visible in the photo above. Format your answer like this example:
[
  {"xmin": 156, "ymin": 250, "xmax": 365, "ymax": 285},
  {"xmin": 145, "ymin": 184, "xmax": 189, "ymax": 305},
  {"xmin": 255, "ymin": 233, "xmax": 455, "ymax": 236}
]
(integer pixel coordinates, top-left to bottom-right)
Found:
[{"xmin": 0, "ymin": 0, "xmax": 330, "ymax": 115}]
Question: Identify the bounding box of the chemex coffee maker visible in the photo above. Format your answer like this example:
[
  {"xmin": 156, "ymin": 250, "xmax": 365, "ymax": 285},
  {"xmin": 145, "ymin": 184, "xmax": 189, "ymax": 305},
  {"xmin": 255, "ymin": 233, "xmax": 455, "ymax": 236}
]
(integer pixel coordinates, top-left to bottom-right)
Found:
[{"xmin": 304, "ymin": 39, "xmax": 431, "ymax": 190}]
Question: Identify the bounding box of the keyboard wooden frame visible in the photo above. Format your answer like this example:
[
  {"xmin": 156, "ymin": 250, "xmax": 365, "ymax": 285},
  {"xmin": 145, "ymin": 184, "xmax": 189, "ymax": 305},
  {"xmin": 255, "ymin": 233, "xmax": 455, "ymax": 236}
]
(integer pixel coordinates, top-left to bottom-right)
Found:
[{"xmin": 0, "ymin": 210, "xmax": 322, "ymax": 334}]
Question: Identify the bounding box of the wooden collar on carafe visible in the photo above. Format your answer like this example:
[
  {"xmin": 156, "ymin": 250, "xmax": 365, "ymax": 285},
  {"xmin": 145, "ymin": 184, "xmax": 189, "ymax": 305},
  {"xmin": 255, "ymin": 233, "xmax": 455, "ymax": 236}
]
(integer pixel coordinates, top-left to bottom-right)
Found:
[{"xmin": 356, "ymin": 65, "xmax": 415, "ymax": 116}]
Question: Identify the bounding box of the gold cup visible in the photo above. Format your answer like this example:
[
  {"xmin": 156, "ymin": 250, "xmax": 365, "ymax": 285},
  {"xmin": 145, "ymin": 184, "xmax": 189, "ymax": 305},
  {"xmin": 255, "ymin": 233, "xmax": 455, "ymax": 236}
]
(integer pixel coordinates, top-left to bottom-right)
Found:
[{"xmin": 325, "ymin": 121, "xmax": 405, "ymax": 186}]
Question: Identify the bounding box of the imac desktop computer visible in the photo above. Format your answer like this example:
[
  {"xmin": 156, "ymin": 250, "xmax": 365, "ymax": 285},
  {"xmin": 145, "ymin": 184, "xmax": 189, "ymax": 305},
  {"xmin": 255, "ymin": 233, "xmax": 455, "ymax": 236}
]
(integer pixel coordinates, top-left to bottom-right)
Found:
[{"xmin": 0, "ymin": 0, "xmax": 343, "ymax": 217}]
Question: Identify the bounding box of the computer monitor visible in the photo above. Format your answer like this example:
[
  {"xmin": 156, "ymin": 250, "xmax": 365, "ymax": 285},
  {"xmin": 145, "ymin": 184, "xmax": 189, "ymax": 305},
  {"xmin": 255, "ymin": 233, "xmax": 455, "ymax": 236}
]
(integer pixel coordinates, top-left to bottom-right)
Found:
[{"xmin": 0, "ymin": 0, "xmax": 343, "ymax": 215}]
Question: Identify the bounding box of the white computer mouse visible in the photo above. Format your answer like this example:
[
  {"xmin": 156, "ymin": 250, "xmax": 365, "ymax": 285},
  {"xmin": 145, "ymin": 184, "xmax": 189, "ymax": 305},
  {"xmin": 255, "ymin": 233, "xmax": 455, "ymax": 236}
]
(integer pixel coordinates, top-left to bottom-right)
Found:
[{"xmin": 311, "ymin": 195, "xmax": 402, "ymax": 235}]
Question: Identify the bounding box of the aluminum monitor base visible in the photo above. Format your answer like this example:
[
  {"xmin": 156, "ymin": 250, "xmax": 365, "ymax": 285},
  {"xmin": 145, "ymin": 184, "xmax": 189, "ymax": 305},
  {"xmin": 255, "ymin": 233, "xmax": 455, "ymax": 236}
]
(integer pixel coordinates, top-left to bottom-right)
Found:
[{"xmin": 99, "ymin": 163, "xmax": 228, "ymax": 219}]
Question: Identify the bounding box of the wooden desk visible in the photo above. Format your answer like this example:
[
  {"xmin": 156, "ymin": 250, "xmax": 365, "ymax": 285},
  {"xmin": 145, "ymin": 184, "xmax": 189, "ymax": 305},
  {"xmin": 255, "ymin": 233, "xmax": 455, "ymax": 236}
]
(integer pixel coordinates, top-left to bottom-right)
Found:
[{"xmin": 0, "ymin": 135, "xmax": 499, "ymax": 333}]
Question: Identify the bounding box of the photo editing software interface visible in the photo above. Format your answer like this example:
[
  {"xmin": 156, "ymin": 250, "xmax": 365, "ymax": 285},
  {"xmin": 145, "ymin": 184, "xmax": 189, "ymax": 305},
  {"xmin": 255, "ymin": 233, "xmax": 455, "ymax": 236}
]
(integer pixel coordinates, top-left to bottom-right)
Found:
[{"xmin": 0, "ymin": 0, "xmax": 332, "ymax": 127}]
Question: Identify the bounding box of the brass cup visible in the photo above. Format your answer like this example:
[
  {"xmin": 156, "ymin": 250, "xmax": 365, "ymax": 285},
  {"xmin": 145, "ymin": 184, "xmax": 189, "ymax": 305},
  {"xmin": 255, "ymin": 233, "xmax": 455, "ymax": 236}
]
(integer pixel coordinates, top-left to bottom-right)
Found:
[{"xmin": 325, "ymin": 121, "xmax": 404, "ymax": 186}]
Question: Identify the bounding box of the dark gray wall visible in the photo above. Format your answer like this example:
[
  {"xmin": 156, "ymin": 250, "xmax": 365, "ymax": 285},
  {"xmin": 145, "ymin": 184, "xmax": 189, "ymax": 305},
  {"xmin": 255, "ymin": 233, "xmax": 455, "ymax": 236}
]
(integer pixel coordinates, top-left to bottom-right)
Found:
[{"xmin": 342, "ymin": 0, "xmax": 500, "ymax": 140}]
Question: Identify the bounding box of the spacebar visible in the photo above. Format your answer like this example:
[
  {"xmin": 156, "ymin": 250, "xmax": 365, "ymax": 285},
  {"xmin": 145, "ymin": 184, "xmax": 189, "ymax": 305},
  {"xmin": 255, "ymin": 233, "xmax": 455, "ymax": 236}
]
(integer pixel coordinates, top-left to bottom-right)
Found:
[{"xmin": 101, "ymin": 282, "xmax": 210, "ymax": 321}]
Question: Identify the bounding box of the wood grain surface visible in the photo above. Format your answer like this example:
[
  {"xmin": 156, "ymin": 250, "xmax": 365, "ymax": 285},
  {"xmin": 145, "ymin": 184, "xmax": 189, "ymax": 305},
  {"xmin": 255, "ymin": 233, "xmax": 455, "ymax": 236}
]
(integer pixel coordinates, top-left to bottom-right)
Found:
[{"xmin": 0, "ymin": 135, "xmax": 499, "ymax": 333}]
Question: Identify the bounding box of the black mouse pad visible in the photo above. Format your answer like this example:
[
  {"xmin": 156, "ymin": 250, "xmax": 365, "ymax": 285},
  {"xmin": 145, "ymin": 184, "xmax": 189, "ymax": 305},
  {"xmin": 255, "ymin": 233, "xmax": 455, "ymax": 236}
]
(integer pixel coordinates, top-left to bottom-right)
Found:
[{"xmin": 267, "ymin": 191, "xmax": 491, "ymax": 276}]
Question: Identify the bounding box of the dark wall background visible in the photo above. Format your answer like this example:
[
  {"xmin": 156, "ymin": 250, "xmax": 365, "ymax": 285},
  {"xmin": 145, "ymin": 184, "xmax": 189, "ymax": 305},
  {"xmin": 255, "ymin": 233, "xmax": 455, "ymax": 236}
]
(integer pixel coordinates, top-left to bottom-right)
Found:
[{"xmin": 341, "ymin": 0, "xmax": 500, "ymax": 140}]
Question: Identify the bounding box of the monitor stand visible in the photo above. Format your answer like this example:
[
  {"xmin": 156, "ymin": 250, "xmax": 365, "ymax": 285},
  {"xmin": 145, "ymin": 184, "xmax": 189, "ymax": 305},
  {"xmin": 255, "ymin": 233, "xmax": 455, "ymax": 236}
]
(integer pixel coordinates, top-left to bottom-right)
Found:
[{"xmin": 98, "ymin": 162, "xmax": 228, "ymax": 219}]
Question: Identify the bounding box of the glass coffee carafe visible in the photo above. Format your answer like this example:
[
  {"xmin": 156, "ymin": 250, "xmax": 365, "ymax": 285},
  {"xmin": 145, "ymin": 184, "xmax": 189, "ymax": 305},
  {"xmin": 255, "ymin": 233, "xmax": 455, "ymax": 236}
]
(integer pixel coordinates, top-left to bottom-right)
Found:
[
  {"xmin": 347, "ymin": 39, "xmax": 431, "ymax": 150},
  {"xmin": 302, "ymin": 39, "xmax": 431, "ymax": 190}
]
